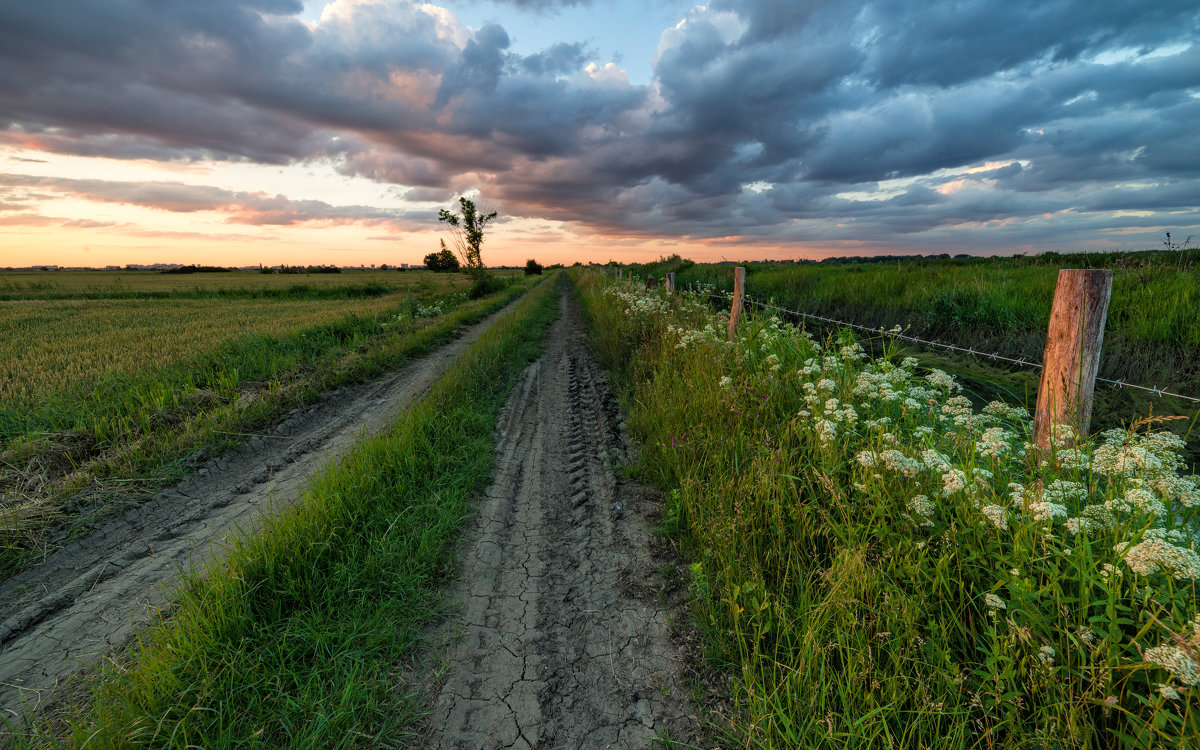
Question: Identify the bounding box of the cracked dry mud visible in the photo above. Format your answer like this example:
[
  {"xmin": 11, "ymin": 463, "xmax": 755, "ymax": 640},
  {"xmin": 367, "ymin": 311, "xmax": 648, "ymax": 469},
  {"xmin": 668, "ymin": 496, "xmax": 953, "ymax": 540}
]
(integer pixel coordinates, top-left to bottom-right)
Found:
[
  {"xmin": 0, "ymin": 305, "xmax": 516, "ymax": 724},
  {"xmin": 426, "ymin": 292, "xmax": 701, "ymax": 749}
]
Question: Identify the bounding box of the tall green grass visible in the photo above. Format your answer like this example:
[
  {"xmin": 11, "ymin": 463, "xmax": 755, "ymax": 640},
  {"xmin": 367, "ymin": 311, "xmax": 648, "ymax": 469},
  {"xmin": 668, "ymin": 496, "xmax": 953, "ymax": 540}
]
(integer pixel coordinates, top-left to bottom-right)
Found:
[
  {"xmin": 576, "ymin": 270, "xmax": 1200, "ymax": 749},
  {"xmin": 627, "ymin": 252, "xmax": 1200, "ymax": 388},
  {"xmin": 623, "ymin": 253, "xmax": 1200, "ymax": 467},
  {"xmin": 17, "ymin": 275, "xmax": 560, "ymax": 748}
]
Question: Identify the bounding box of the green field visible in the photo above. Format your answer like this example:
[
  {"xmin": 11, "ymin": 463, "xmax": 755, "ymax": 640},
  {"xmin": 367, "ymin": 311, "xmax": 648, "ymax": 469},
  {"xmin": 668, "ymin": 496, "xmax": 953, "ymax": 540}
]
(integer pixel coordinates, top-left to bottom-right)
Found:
[
  {"xmin": 0, "ymin": 268, "xmax": 483, "ymax": 300},
  {"xmin": 0, "ymin": 268, "xmax": 533, "ymax": 577}
]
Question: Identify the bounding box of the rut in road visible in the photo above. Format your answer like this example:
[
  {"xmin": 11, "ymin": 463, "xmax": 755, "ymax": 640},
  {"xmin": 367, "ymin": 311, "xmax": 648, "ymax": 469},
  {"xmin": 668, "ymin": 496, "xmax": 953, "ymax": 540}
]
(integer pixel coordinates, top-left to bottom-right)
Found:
[
  {"xmin": 426, "ymin": 291, "xmax": 702, "ymax": 749},
  {"xmin": 0, "ymin": 303, "xmax": 519, "ymax": 724}
]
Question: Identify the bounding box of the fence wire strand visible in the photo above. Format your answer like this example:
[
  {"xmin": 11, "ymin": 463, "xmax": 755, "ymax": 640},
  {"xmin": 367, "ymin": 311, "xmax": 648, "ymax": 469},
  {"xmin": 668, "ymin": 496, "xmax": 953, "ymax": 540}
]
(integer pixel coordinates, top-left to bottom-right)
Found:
[{"xmin": 687, "ymin": 289, "xmax": 1200, "ymax": 405}]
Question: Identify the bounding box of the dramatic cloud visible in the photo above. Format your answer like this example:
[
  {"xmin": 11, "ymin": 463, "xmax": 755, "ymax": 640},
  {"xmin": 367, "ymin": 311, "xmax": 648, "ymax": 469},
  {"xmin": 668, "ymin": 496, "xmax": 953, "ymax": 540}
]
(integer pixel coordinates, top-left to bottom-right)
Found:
[
  {"xmin": 1, "ymin": 0, "xmax": 1198, "ymax": 254},
  {"xmin": 0, "ymin": 173, "xmax": 424, "ymax": 230}
]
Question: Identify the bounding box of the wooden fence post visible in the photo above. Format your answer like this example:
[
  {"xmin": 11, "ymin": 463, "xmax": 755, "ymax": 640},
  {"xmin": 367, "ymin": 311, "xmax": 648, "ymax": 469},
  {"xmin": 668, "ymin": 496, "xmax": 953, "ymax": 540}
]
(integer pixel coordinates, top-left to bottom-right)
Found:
[
  {"xmin": 666, "ymin": 272, "xmax": 675, "ymax": 296},
  {"xmin": 645, "ymin": 274, "xmax": 654, "ymax": 290},
  {"xmin": 727, "ymin": 266, "xmax": 745, "ymax": 341},
  {"xmin": 617, "ymin": 268, "xmax": 623, "ymax": 280},
  {"xmin": 1032, "ymin": 269, "xmax": 1113, "ymax": 448}
]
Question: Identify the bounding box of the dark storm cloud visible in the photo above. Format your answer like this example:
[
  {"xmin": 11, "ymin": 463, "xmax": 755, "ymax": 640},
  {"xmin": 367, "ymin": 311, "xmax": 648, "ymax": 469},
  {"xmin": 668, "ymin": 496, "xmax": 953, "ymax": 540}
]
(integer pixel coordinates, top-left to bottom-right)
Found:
[
  {"xmin": 1, "ymin": 0, "xmax": 1198, "ymax": 251},
  {"xmin": 520, "ymin": 42, "xmax": 590, "ymax": 77},
  {"xmin": 486, "ymin": 0, "xmax": 593, "ymax": 10}
]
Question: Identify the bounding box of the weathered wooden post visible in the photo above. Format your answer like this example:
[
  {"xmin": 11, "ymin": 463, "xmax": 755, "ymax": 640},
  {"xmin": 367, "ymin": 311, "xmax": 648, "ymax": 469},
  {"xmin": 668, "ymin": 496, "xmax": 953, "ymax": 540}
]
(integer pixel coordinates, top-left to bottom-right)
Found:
[
  {"xmin": 617, "ymin": 268, "xmax": 623, "ymax": 280},
  {"xmin": 645, "ymin": 274, "xmax": 654, "ymax": 290},
  {"xmin": 727, "ymin": 266, "xmax": 745, "ymax": 341},
  {"xmin": 1032, "ymin": 269, "xmax": 1113, "ymax": 448},
  {"xmin": 666, "ymin": 272, "xmax": 675, "ymax": 296}
]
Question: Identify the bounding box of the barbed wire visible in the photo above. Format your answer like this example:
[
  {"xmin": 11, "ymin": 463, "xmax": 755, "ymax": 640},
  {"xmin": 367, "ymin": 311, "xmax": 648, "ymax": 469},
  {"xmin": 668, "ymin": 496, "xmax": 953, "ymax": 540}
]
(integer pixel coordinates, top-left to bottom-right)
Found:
[{"xmin": 683, "ymin": 288, "xmax": 1200, "ymax": 405}]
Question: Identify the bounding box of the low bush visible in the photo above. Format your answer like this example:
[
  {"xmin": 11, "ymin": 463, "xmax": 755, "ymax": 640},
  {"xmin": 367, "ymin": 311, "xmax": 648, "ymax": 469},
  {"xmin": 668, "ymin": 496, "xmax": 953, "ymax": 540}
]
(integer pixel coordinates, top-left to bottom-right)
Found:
[{"xmin": 467, "ymin": 271, "xmax": 508, "ymax": 299}]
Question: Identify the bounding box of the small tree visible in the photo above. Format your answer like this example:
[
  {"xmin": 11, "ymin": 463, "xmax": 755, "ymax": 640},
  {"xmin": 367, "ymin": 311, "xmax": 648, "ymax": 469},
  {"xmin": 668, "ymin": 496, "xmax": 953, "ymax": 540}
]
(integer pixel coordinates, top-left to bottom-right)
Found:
[
  {"xmin": 424, "ymin": 239, "xmax": 460, "ymax": 272},
  {"xmin": 438, "ymin": 197, "xmax": 497, "ymax": 271},
  {"xmin": 524, "ymin": 258, "xmax": 543, "ymax": 275}
]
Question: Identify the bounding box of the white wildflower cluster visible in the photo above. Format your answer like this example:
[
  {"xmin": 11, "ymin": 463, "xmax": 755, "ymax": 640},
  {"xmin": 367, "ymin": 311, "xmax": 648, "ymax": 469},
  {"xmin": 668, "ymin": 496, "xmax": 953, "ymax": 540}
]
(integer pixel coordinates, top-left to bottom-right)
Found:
[
  {"xmin": 1117, "ymin": 487, "xmax": 1166, "ymax": 516},
  {"xmin": 1038, "ymin": 645, "xmax": 1056, "ymax": 667},
  {"xmin": 415, "ymin": 300, "xmax": 449, "ymax": 318},
  {"xmin": 982, "ymin": 401, "xmax": 1030, "ymax": 420},
  {"xmin": 856, "ymin": 449, "xmax": 922, "ymax": 477},
  {"xmin": 602, "ymin": 283, "xmax": 671, "ymax": 320},
  {"xmin": 1044, "ymin": 423, "xmax": 1080, "ymax": 449},
  {"xmin": 667, "ymin": 322, "xmax": 723, "ymax": 350},
  {"xmin": 800, "ymin": 382, "xmax": 857, "ymax": 445},
  {"xmin": 1044, "ymin": 480, "xmax": 1089, "ymax": 505},
  {"xmin": 852, "ymin": 359, "xmax": 915, "ymax": 403},
  {"xmin": 907, "ymin": 495, "xmax": 936, "ymax": 527},
  {"xmin": 1116, "ymin": 528, "xmax": 1200, "ymax": 580},
  {"xmin": 976, "ymin": 426, "xmax": 1014, "ymax": 458},
  {"xmin": 1018, "ymin": 480, "xmax": 1087, "ymax": 524},
  {"xmin": 1092, "ymin": 428, "xmax": 1186, "ymax": 478},
  {"xmin": 924, "ymin": 369, "xmax": 961, "ymax": 392},
  {"xmin": 921, "ymin": 449, "xmax": 952, "ymax": 472},
  {"xmin": 1149, "ymin": 473, "xmax": 1200, "ymax": 508},
  {"xmin": 1051, "ymin": 447, "xmax": 1091, "ymax": 471},
  {"xmin": 984, "ymin": 592, "xmax": 1007, "ymax": 610},
  {"xmin": 1025, "ymin": 499, "xmax": 1069, "ymax": 523},
  {"xmin": 981, "ymin": 504, "xmax": 1009, "ymax": 531},
  {"xmin": 815, "ymin": 418, "xmax": 838, "ymax": 444},
  {"xmin": 1145, "ymin": 644, "xmax": 1200, "ymax": 687},
  {"xmin": 839, "ymin": 342, "xmax": 866, "ymax": 362},
  {"xmin": 941, "ymin": 469, "xmax": 968, "ymax": 496},
  {"xmin": 940, "ymin": 395, "xmax": 975, "ymax": 426},
  {"xmin": 1099, "ymin": 563, "xmax": 1122, "ymax": 584}
]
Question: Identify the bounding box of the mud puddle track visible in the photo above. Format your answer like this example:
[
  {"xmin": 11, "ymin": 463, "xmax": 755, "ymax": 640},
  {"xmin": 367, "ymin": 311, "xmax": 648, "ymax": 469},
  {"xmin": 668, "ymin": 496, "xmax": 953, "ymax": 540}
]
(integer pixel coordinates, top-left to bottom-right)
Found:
[
  {"xmin": 425, "ymin": 291, "xmax": 701, "ymax": 749},
  {"xmin": 0, "ymin": 304, "xmax": 520, "ymax": 722}
]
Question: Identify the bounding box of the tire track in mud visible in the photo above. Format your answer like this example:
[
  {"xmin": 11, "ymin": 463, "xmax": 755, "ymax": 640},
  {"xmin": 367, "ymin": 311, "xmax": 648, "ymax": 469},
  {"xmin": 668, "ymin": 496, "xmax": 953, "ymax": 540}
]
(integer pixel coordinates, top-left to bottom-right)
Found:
[
  {"xmin": 426, "ymin": 291, "xmax": 701, "ymax": 749},
  {"xmin": 0, "ymin": 302, "xmax": 521, "ymax": 723}
]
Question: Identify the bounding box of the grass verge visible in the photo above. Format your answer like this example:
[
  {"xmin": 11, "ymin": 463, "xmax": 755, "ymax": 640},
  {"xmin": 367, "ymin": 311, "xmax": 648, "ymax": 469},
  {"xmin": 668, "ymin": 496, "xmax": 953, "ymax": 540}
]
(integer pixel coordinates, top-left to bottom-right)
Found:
[
  {"xmin": 0, "ymin": 277, "xmax": 534, "ymax": 578},
  {"xmin": 575, "ymin": 269, "xmax": 1200, "ymax": 749},
  {"xmin": 14, "ymin": 273, "xmax": 560, "ymax": 747},
  {"xmin": 620, "ymin": 254, "xmax": 1200, "ymax": 467}
]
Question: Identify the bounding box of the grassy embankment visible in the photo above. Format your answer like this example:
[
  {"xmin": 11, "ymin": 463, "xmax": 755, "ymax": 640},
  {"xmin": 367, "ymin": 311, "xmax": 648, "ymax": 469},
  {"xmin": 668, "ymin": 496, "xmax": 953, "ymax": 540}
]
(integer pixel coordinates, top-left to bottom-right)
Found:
[
  {"xmin": 623, "ymin": 252, "xmax": 1200, "ymax": 466},
  {"xmin": 17, "ymin": 273, "xmax": 560, "ymax": 748},
  {"xmin": 576, "ymin": 270, "xmax": 1200, "ymax": 748},
  {"xmin": 0, "ymin": 269, "xmax": 533, "ymax": 578}
]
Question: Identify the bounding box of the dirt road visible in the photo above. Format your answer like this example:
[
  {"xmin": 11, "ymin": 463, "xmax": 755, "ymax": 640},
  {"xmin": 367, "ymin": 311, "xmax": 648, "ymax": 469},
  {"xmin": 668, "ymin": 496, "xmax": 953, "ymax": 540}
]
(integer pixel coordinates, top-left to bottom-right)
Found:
[
  {"xmin": 425, "ymin": 292, "xmax": 702, "ymax": 749},
  {"xmin": 0, "ymin": 306, "xmax": 517, "ymax": 722}
]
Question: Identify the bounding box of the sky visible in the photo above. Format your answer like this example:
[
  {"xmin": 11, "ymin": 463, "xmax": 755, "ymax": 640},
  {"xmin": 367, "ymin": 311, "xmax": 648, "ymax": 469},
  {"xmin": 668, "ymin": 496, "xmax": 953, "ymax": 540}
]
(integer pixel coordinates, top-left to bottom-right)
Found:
[{"xmin": 1, "ymin": 0, "xmax": 1198, "ymax": 268}]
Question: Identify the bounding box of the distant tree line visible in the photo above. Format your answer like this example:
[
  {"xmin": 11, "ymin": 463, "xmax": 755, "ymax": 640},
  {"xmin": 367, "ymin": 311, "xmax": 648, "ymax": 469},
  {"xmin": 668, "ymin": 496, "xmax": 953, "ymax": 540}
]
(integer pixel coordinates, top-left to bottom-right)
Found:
[
  {"xmin": 160, "ymin": 265, "xmax": 234, "ymax": 274},
  {"xmin": 259, "ymin": 265, "xmax": 342, "ymax": 274}
]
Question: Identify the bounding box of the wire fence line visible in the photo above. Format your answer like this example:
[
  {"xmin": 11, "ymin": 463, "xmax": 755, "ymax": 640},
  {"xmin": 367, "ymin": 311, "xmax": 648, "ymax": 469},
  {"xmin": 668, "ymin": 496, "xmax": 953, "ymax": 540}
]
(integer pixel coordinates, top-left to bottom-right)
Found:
[{"xmin": 685, "ymin": 289, "xmax": 1200, "ymax": 405}]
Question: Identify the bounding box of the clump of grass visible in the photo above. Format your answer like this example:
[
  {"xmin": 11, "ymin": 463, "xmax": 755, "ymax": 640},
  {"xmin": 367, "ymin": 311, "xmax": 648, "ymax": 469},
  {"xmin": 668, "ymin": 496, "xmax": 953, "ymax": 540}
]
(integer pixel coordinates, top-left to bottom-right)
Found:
[
  {"xmin": 15, "ymin": 275, "xmax": 560, "ymax": 747},
  {"xmin": 576, "ymin": 270, "xmax": 1200, "ymax": 748}
]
